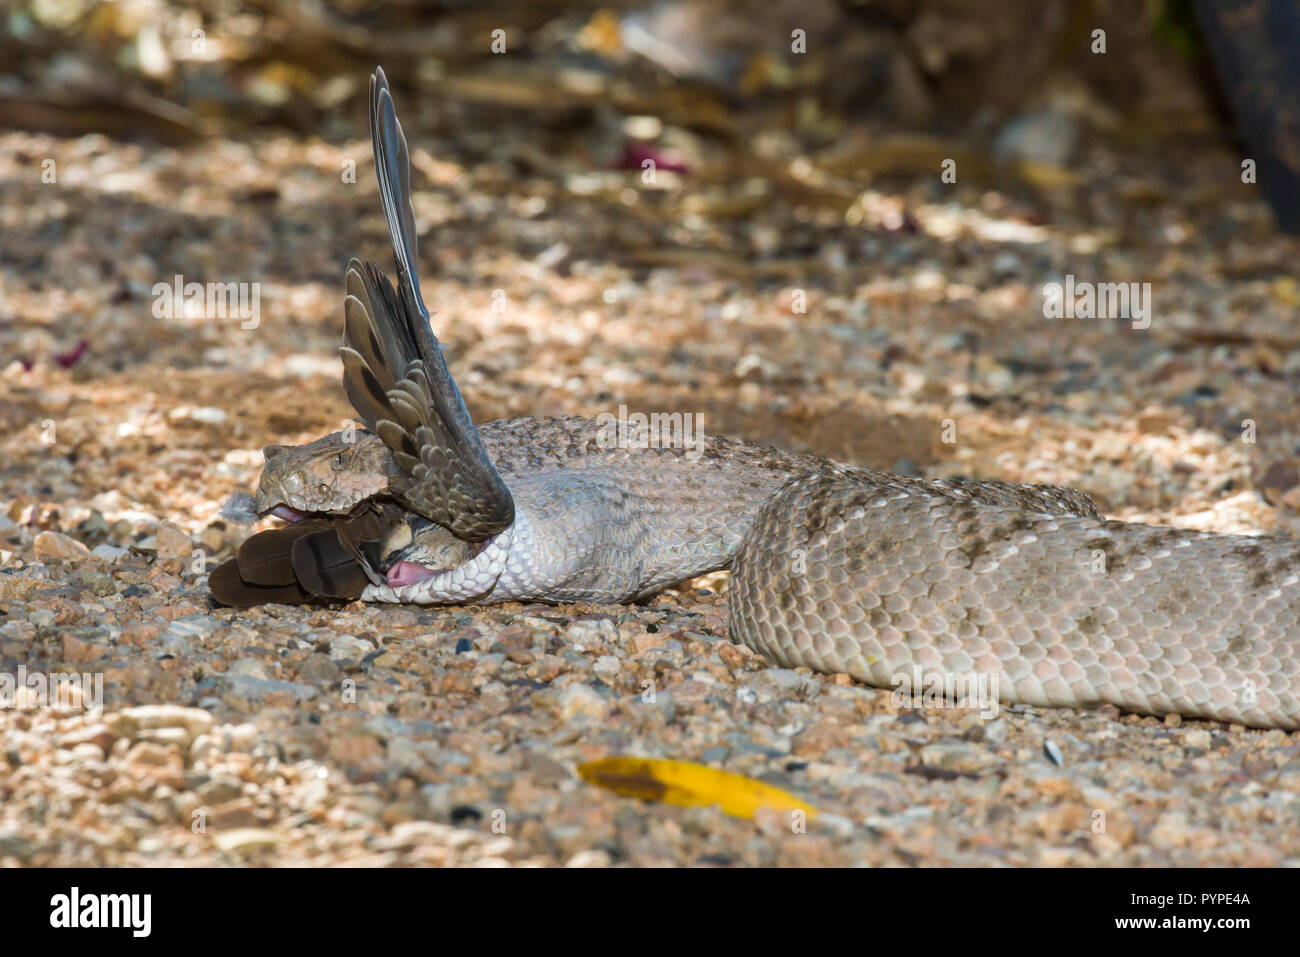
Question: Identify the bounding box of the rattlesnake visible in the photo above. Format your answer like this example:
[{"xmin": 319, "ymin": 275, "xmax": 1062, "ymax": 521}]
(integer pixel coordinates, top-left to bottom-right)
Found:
[{"xmin": 213, "ymin": 69, "xmax": 1300, "ymax": 730}]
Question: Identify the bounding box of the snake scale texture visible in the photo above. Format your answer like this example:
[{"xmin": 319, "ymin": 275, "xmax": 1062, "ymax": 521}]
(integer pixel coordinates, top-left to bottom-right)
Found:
[
  {"xmin": 730, "ymin": 470, "xmax": 1300, "ymax": 729},
  {"xmin": 229, "ymin": 70, "xmax": 1300, "ymax": 730},
  {"xmin": 368, "ymin": 423, "xmax": 1300, "ymax": 728}
]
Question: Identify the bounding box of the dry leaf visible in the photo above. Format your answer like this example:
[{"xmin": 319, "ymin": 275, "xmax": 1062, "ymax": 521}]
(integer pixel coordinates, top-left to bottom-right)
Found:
[{"xmin": 578, "ymin": 756, "xmax": 817, "ymax": 821}]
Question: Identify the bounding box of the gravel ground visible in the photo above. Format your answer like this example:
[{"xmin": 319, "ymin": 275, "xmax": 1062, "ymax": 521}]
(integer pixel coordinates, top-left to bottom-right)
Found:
[{"xmin": 2, "ymin": 101, "xmax": 1299, "ymax": 866}]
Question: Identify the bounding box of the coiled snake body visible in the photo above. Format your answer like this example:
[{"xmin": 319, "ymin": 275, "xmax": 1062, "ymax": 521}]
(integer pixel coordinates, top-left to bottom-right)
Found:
[
  {"xmin": 215, "ymin": 70, "xmax": 1300, "ymax": 730},
  {"xmin": 731, "ymin": 470, "xmax": 1300, "ymax": 729}
]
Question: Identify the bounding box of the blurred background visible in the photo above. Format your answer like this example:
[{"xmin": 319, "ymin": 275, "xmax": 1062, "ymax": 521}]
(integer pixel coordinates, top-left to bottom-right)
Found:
[
  {"xmin": 3, "ymin": 0, "xmax": 1296, "ymax": 213},
  {"xmin": 1, "ymin": 0, "xmax": 1299, "ymax": 552}
]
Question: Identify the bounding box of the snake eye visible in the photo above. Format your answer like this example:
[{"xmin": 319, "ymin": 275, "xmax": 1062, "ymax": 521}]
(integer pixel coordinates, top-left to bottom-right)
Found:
[
  {"xmin": 317, "ymin": 483, "xmax": 329, "ymax": 495},
  {"xmin": 332, "ymin": 452, "xmax": 346, "ymax": 471}
]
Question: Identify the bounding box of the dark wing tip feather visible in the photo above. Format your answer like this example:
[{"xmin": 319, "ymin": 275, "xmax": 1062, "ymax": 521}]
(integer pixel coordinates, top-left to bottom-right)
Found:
[
  {"xmin": 235, "ymin": 521, "xmax": 333, "ymax": 585},
  {"xmin": 210, "ymin": 506, "xmax": 394, "ymax": 607},
  {"xmin": 291, "ymin": 531, "xmax": 370, "ymax": 599},
  {"xmin": 210, "ymin": 556, "xmax": 311, "ymax": 609}
]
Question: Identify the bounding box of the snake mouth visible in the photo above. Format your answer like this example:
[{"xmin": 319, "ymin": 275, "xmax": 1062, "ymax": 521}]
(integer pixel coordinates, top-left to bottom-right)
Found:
[{"xmin": 221, "ymin": 491, "xmax": 318, "ymax": 527}]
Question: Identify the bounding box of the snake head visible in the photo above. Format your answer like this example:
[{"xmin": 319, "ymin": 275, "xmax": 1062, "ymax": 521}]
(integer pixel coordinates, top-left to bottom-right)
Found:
[
  {"xmin": 255, "ymin": 429, "xmax": 395, "ymax": 519},
  {"xmin": 251, "ymin": 428, "xmax": 482, "ymax": 589}
]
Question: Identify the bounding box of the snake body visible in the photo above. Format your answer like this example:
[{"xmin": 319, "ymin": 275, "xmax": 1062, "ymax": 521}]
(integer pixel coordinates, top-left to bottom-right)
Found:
[
  {"xmin": 361, "ymin": 415, "xmax": 833, "ymax": 604},
  {"xmin": 731, "ymin": 470, "xmax": 1300, "ymax": 729},
  {"xmin": 363, "ymin": 418, "xmax": 1300, "ymax": 728},
  {"xmin": 225, "ymin": 70, "xmax": 1300, "ymax": 730}
]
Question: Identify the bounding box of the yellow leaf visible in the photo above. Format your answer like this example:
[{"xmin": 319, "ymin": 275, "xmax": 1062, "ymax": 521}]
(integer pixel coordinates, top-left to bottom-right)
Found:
[{"xmin": 578, "ymin": 756, "xmax": 817, "ymax": 821}]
